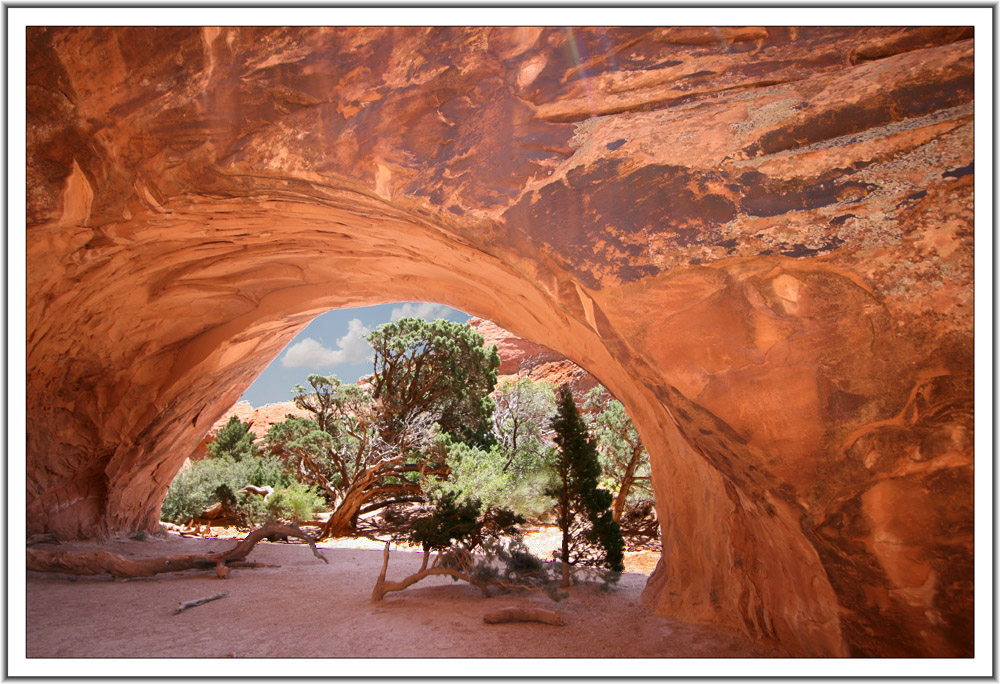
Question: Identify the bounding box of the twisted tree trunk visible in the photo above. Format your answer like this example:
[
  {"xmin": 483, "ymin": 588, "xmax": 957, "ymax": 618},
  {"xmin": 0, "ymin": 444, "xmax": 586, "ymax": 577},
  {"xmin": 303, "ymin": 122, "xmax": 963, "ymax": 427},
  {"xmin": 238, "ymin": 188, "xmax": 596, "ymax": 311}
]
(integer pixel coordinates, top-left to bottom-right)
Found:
[
  {"xmin": 26, "ymin": 523, "xmax": 327, "ymax": 579},
  {"xmin": 611, "ymin": 445, "xmax": 646, "ymax": 524},
  {"xmin": 370, "ymin": 542, "xmax": 490, "ymax": 601}
]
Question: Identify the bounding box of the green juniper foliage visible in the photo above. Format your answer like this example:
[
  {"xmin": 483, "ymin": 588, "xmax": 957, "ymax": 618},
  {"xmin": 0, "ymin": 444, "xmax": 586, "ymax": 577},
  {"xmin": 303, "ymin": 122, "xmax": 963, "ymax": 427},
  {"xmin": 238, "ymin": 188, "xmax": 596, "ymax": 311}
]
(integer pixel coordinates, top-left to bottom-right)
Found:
[
  {"xmin": 392, "ymin": 491, "xmax": 555, "ymax": 596},
  {"xmin": 548, "ymin": 385, "xmax": 625, "ymax": 587},
  {"xmin": 207, "ymin": 415, "xmax": 259, "ymax": 461},
  {"xmin": 436, "ymin": 378, "xmax": 557, "ymax": 519},
  {"xmin": 404, "ymin": 490, "xmax": 485, "ymax": 553},
  {"xmin": 263, "ymin": 318, "xmax": 501, "ymax": 537},
  {"xmin": 584, "ymin": 386, "xmax": 653, "ymax": 524},
  {"xmin": 367, "ymin": 317, "xmax": 501, "ymax": 446}
]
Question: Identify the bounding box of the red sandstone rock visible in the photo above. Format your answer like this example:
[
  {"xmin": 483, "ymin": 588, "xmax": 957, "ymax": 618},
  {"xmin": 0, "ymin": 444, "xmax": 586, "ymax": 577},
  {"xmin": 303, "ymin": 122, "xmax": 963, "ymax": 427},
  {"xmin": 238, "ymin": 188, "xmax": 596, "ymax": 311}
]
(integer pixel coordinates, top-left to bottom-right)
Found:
[
  {"xmin": 470, "ymin": 317, "xmax": 598, "ymax": 400},
  {"xmin": 190, "ymin": 401, "xmax": 307, "ymax": 459},
  {"xmin": 25, "ymin": 27, "xmax": 975, "ymax": 657},
  {"xmin": 209, "ymin": 401, "xmax": 306, "ymax": 441}
]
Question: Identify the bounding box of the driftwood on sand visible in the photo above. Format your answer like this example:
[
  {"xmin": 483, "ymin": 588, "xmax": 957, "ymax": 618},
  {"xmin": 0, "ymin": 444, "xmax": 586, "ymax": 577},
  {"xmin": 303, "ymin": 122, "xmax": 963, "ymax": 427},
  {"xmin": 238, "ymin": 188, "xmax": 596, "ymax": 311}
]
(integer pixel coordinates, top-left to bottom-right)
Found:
[
  {"xmin": 483, "ymin": 606, "xmax": 565, "ymax": 626},
  {"xmin": 174, "ymin": 591, "xmax": 229, "ymax": 615},
  {"xmin": 26, "ymin": 523, "xmax": 327, "ymax": 579}
]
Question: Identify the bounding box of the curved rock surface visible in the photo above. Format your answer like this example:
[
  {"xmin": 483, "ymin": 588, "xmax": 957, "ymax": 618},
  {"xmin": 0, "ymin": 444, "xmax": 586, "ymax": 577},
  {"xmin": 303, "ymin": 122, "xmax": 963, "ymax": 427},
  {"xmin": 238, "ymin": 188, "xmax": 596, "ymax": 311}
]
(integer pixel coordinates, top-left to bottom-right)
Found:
[{"xmin": 26, "ymin": 27, "xmax": 974, "ymax": 657}]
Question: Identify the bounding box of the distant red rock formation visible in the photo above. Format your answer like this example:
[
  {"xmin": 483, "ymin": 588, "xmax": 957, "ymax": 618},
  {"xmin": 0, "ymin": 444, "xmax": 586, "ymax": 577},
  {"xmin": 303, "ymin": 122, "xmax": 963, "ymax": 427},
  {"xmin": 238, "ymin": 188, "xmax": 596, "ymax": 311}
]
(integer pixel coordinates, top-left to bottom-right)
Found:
[
  {"xmin": 192, "ymin": 401, "xmax": 308, "ymax": 459},
  {"xmin": 470, "ymin": 317, "xmax": 599, "ymax": 401}
]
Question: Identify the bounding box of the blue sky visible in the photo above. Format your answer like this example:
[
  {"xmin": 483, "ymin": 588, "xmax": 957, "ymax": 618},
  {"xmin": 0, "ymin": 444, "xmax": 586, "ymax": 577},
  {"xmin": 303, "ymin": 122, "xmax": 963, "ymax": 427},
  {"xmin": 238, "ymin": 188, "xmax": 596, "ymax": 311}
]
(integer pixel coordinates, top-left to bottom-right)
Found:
[{"xmin": 238, "ymin": 302, "xmax": 471, "ymax": 407}]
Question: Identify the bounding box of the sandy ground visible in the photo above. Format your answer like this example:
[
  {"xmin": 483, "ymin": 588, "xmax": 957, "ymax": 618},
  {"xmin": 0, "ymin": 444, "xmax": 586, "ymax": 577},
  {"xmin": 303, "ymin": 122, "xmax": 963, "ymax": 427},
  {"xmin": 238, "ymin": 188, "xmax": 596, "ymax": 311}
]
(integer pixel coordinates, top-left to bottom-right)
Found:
[{"xmin": 24, "ymin": 529, "xmax": 778, "ymax": 664}]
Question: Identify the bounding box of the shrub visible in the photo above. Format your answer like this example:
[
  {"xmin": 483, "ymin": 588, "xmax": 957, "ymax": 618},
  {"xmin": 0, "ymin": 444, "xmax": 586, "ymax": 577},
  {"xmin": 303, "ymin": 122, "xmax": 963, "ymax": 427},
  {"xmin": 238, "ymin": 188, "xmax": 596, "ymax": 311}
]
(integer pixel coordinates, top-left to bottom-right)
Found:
[
  {"xmin": 404, "ymin": 490, "xmax": 484, "ymax": 553},
  {"xmin": 266, "ymin": 483, "xmax": 325, "ymax": 524},
  {"xmin": 233, "ymin": 492, "xmax": 268, "ymax": 529},
  {"xmin": 207, "ymin": 415, "xmax": 260, "ymax": 461},
  {"xmin": 436, "ymin": 435, "xmax": 555, "ymax": 520},
  {"xmin": 160, "ymin": 453, "xmax": 295, "ymax": 525}
]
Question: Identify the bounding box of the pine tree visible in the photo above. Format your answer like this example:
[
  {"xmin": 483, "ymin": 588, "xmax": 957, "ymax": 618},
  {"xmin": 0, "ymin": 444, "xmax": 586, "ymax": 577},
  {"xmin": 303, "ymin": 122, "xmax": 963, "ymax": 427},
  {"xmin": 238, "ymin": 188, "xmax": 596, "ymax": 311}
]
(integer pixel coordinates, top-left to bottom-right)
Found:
[{"xmin": 548, "ymin": 385, "xmax": 625, "ymax": 587}]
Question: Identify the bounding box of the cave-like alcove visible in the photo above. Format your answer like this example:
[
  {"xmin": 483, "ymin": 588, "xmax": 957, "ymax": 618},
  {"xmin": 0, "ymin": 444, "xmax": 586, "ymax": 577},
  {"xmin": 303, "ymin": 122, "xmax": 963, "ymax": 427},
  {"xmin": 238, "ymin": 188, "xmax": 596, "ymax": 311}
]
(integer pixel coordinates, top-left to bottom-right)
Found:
[{"xmin": 22, "ymin": 22, "xmax": 977, "ymax": 663}]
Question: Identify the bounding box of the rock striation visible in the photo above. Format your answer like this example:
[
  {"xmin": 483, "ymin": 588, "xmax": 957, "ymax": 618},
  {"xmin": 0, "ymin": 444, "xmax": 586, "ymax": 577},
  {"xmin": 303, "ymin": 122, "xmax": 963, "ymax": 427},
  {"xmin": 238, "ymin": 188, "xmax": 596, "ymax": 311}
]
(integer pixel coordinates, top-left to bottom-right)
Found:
[{"xmin": 26, "ymin": 27, "xmax": 974, "ymax": 657}]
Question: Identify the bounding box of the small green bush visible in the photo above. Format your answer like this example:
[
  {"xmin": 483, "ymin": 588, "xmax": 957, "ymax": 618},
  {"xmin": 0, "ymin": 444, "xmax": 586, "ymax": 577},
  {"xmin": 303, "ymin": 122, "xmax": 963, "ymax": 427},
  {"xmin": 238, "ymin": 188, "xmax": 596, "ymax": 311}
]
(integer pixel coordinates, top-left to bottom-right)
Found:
[
  {"xmin": 436, "ymin": 436, "xmax": 555, "ymax": 520},
  {"xmin": 404, "ymin": 491, "xmax": 483, "ymax": 552},
  {"xmin": 266, "ymin": 483, "xmax": 325, "ymax": 523},
  {"xmin": 207, "ymin": 415, "xmax": 260, "ymax": 461},
  {"xmin": 160, "ymin": 453, "xmax": 295, "ymax": 525},
  {"xmin": 233, "ymin": 492, "xmax": 268, "ymax": 529}
]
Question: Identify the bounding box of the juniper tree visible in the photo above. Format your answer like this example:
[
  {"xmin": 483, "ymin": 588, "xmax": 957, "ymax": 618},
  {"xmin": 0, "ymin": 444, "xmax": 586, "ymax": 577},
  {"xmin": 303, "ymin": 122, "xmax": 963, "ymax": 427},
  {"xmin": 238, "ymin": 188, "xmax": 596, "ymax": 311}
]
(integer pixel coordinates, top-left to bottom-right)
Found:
[
  {"xmin": 372, "ymin": 491, "xmax": 550, "ymax": 601},
  {"xmin": 207, "ymin": 415, "xmax": 259, "ymax": 461},
  {"xmin": 367, "ymin": 317, "xmax": 501, "ymax": 446},
  {"xmin": 548, "ymin": 385, "xmax": 625, "ymax": 587},
  {"xmin": 266, "ymin": 375, "xmax": 441, "ymax": 537},
  {"xmin": 265, "ymin": 318, "xmax": 501, "ymax": 537},
  {"xmin": 584, "ymin": 386, "xmax": 653, "ymax": 524}
]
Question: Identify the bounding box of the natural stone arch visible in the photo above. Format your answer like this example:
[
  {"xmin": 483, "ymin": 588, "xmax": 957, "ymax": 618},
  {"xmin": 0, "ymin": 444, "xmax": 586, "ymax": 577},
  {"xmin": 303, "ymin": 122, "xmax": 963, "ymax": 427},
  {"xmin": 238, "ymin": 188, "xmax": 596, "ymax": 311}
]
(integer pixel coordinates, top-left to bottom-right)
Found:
[
  {"xmin": 26, "ymin": 26, "xmax": 973, "ymax": 658},
  {"xmin": 27, "ymin": 190, "xmax": 657, "ymax": 537}
]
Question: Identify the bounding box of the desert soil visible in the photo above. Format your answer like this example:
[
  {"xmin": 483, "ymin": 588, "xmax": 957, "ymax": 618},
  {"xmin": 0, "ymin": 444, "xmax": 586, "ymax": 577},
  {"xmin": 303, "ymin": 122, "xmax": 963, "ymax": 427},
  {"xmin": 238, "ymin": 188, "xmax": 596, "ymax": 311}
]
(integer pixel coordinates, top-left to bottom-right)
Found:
[{"xmin": 25, "ymin": 528, "xmax": 778, "ymax": 662}]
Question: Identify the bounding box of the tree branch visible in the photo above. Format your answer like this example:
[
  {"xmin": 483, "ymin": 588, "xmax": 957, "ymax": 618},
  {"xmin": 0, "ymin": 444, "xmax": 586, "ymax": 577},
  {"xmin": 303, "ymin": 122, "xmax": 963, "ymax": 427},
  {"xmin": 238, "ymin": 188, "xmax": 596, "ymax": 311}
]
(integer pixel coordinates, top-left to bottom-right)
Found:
[
  {"xmin": 483, "ymin": 607, "xmax": 565, "ymax": 626},
  {"xmin": 357, "ymin": 496, "xmax": 425, "ymax": 517},
  {"xmin": 370, "ymin": 542, "xmax": 490, "ymax": 601},
  {"xmin": 27, "ymin": 523, "xmax": 327, "ymax": 579}
]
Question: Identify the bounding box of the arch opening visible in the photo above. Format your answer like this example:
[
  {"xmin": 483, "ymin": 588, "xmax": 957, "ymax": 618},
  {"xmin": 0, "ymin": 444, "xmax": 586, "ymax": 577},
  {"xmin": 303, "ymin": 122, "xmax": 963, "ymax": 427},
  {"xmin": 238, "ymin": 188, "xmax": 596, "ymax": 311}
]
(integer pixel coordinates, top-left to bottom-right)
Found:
[{"xmin": 168, "ymin": 301, "xmax": 662, "ymax": 574}]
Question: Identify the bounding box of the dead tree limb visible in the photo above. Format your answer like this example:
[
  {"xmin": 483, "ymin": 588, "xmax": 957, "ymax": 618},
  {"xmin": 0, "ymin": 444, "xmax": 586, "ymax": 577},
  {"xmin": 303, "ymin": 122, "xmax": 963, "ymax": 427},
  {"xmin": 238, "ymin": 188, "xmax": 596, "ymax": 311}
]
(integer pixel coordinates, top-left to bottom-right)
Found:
[
  {"xmin": 370, "ymin": 542, "xmax": 490, "ymax": 602},
  {"xmin": 175, "ymin": 592, "xmax": 229, "ymax": 615},
  {"xmin": 26, "ymin": 523, "xmax": 326, "ymax": 579},
  {"xmin": 483, "ymin": 606, "xmax": 565, "ymax": 626}
]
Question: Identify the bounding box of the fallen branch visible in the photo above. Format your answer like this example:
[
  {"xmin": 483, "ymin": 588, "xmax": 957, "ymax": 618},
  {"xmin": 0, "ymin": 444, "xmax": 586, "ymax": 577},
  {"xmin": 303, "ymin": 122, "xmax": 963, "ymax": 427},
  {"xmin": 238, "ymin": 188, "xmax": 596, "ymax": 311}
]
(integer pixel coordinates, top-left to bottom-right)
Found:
[
  {"xmin": 26, "ymin": 523, "xmax": 326, "ymax": 579},
  {"xmin": 175, "ymin": 591, "xmax": 229, "ymax": 615},
  {"xmin": 371, "ymin": 542, "xmax": 490, "ymax": 602},
  {"xmin": 483, "ymin": 606, "xmax": 565, "ymax": 626}
]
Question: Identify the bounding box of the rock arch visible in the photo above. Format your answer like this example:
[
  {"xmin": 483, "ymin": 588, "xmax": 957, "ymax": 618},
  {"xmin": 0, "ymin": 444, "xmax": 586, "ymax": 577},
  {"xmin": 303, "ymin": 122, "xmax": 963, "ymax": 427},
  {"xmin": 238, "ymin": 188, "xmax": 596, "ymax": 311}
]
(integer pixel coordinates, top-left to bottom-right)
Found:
[{"xmin": 26, "ymin": 26, "xmax": 974, "ymax": 657}]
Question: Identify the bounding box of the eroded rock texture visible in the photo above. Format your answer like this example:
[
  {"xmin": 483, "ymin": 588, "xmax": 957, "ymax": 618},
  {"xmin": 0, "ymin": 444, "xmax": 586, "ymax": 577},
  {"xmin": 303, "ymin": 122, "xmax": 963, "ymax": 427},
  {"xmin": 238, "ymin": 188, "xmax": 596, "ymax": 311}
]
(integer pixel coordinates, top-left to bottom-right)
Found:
[{"xmin": 26, "ymin": 27, "xmax": 974, "ymax": 657}]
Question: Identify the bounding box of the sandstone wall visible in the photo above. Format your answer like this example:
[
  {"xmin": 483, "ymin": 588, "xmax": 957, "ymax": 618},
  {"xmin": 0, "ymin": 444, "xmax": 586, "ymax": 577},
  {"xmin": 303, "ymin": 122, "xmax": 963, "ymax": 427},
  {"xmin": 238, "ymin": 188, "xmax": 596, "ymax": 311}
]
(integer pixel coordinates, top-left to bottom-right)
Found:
[{"xmin": 26, "ymin": 27, "xmax": 974, "ymax": 656}]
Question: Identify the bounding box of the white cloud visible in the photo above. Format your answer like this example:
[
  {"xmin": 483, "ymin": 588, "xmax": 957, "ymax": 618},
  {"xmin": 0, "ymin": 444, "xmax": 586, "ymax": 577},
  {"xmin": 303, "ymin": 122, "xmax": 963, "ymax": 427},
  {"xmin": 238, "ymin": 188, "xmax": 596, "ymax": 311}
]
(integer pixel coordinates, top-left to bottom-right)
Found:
[
  {"xmin": 389, "ymin": 302, "xmax": 452, "ymax": 322},
  {"xmin": 280, "ymin": 318, "xmax": 373, "ymax": 369}
]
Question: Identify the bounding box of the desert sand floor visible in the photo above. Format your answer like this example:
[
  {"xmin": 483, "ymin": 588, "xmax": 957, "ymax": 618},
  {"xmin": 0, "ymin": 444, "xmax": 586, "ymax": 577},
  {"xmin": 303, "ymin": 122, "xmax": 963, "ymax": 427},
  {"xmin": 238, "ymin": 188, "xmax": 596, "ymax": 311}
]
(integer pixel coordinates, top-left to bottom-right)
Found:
[{"xmin": 25, "ymin": 531, "xmax": 779, "ymax": 662}]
